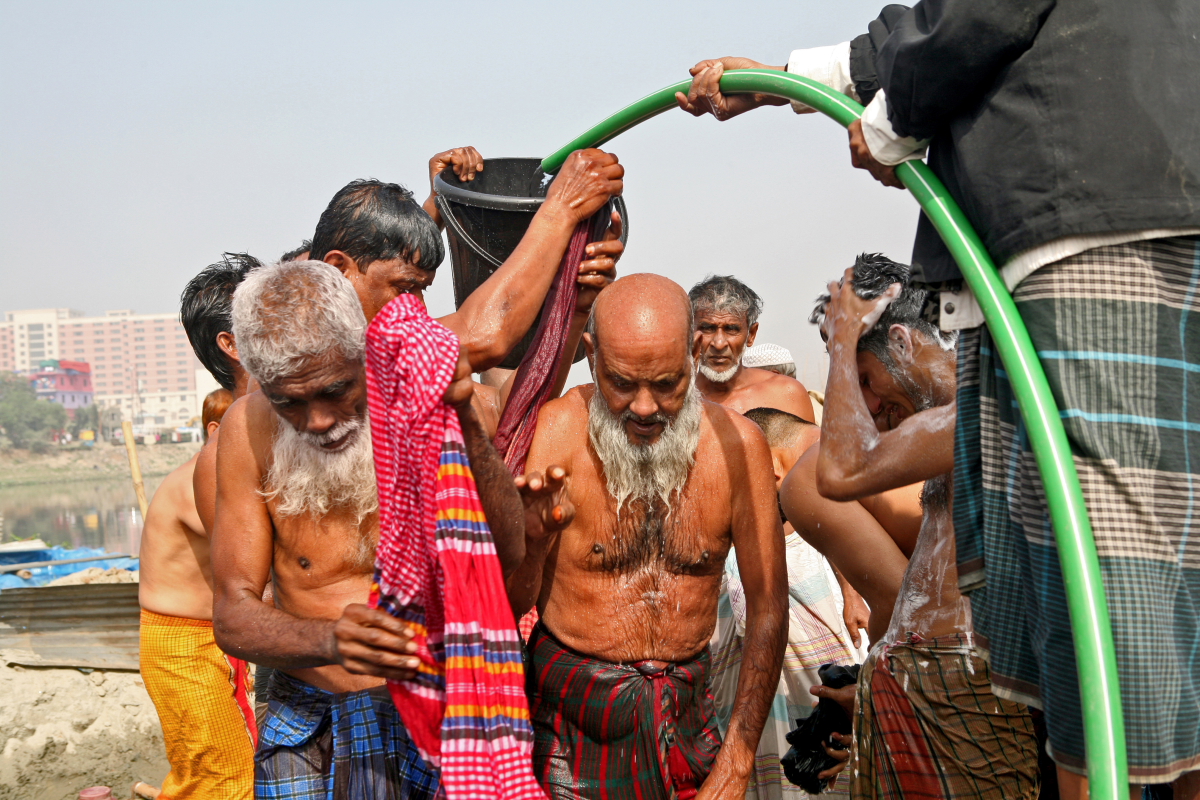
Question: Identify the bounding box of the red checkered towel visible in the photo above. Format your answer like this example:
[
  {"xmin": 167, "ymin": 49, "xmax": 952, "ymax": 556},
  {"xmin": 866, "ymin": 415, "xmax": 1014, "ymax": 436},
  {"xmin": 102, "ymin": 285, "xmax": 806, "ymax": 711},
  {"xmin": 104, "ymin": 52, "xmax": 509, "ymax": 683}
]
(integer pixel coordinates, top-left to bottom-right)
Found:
[{"xmin": 365, "ymin": 293, "xmax": 545, "ymax": 800}]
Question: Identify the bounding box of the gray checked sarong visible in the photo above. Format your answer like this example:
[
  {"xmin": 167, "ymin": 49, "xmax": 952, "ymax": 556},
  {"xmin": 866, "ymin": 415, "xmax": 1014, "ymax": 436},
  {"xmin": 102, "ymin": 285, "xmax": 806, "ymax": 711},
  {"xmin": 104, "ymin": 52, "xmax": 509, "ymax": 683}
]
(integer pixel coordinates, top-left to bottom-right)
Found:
[{"xmin": 954, "ymin": 235, "xmax": 1200, "ymax": 782}]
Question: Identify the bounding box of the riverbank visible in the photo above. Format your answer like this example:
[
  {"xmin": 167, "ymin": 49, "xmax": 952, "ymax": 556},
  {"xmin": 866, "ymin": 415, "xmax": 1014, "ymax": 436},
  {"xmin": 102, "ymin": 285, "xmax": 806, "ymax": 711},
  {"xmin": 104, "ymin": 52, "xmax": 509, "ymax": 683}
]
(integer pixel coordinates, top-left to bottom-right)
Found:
[
  {"xmin": 0, "ymin": 660, "xmax": 169, "ymax": 800},
  {"xmin": 0, "ymin": 442, "xmax": 200, "ymax": 489}
]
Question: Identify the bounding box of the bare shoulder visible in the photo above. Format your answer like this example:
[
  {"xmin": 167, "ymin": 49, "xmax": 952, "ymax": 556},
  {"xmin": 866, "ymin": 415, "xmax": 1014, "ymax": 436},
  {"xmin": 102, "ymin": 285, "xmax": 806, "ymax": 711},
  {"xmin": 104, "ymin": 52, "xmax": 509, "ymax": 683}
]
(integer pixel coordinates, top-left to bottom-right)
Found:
[
  {"xmin": 529, "ymin": 385, "xmax": 591, "ymax": 468},
  {"xmin": 157, "ymin": 453, "xmax": 199, "ymax": 507},
  {"xmin": 219, "ymin": 390, "xmax": 274, "ymax": 466},
  {"xmin": 747, "ymin": 369, "xmax": 815, "ymax": 421}
]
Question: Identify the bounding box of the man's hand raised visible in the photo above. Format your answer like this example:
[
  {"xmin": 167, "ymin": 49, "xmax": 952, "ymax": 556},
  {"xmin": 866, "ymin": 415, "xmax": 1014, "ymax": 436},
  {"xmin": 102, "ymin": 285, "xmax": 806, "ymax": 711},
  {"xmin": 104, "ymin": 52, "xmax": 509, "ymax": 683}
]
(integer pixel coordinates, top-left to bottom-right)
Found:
[
  {"xmin": 543, "ymin": 150, "xmax": 624, "ymax": 226},
  {"xmin": 332, "ymin": 604, "xmax": 421, "ymax": 681},
  {"xmin": 515, "ymin": 466, "xmax": 574, "ymax": 543},
  {"xmin": 821, "ymin": 267, "xmax": 901, "ymax": 345},
  {"xmin": 576, "ymin": 211, "xmax": 622, "ymax": 315},
  {"xmin": 676, "ymin": 57, "xmax": 788, "ymax": 120},
  {"xmin": 424, "ymin": 146, "xmax": 485, "ymax": 229}
]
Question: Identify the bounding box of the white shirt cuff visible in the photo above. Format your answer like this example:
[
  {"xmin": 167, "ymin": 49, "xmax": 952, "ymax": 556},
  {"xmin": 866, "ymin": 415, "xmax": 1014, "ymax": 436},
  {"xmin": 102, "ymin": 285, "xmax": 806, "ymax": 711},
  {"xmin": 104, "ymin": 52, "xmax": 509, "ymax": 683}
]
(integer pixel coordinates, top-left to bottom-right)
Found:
[
  {"xmin": 860, "ymin": 90, "xmax": 929, "ymax": 165},
  {"xmin": 786, "ymin": 42, "xmax": 856, "ymax": 113}
]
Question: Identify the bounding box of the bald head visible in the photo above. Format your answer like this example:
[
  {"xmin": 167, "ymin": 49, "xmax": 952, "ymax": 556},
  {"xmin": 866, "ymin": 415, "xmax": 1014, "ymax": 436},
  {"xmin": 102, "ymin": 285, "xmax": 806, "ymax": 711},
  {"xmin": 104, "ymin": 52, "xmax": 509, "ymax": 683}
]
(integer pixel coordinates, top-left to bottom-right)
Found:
[
  {"xmin": 588, "ymin": 273, "xmax": 694, "ymax": 359},
  {"xmin": 584, "ymin": 274, "xmax": 699, "ymax": 446}
]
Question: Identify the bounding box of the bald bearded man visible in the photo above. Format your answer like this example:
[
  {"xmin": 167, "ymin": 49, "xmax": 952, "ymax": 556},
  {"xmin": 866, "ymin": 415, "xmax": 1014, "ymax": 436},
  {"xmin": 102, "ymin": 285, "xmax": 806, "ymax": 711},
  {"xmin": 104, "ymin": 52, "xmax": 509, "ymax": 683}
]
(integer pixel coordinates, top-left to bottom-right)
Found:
[{"xmin": 508, "ymin": 273, "xmax": 787, "ymax": 800}]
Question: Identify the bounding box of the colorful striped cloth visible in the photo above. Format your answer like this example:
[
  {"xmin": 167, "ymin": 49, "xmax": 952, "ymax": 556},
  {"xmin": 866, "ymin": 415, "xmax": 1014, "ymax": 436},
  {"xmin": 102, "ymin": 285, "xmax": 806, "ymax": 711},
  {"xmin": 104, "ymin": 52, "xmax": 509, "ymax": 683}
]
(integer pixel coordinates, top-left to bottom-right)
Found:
[
  {"xmin": 953, "ymin": 236, "xmax": 1200, "ymax": 781},
  {"xmin": 708, "ymin": 534, "xmax": 862, "ymax": 799},
  {"xmin": 365, "ymin": 293, "xmax": 544, "ymax": 800},
  {"xmin": 852, "ymin": 634, "xmax": 1039, "ymax": 800}
]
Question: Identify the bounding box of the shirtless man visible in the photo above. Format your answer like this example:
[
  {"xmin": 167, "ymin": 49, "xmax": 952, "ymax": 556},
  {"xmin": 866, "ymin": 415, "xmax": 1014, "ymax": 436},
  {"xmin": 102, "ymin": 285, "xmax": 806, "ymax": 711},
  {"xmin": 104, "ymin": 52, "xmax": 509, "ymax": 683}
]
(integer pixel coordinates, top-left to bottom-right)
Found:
[
  {"xmin": 808, "ymin": 254, "xmax": 1038, "ymax": 799},
  {"xmin": 138, "ymin": 254, "xmax": 261, "ymax": 800},
  {"xmin": 508, "ymin": 273, "xmax": 787, "ymax": 800},
  {"xmin": 211, "ymin": 150, "xmax": 620, "ymax": 795},
  {"xmin": 784, "ymin": 440, "xmax": 922, "ymax": 644},
  {"xmin": 689, "ymin": 275, "xmax": 814, "ymax": 421}
]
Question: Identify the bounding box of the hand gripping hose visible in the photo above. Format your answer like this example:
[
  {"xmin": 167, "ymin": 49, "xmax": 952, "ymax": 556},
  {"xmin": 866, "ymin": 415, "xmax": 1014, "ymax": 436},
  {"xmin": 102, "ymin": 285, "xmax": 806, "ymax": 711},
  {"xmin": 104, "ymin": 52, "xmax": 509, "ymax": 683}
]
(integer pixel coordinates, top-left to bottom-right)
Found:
[{"xmin": 541, "ymin": 69, "xmax": 1129, "ymax": 798}]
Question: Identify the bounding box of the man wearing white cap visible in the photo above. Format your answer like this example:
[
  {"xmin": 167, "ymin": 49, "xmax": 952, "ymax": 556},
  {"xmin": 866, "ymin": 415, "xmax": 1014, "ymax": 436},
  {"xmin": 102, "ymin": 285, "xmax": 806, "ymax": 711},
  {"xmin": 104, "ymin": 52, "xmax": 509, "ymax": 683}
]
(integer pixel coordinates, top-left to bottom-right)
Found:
[{"xmin": 742, "ymin": 342, "xmax": 796, "ymax": 377}]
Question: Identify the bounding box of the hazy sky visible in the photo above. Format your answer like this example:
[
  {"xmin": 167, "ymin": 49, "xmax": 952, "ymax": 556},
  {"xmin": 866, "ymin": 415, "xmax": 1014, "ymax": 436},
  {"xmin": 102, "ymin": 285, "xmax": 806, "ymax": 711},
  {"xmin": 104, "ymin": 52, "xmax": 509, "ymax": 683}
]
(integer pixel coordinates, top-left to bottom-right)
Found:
[{"xmin": 0, "ymin": 0, "xmax": 919, "ymax": 390}]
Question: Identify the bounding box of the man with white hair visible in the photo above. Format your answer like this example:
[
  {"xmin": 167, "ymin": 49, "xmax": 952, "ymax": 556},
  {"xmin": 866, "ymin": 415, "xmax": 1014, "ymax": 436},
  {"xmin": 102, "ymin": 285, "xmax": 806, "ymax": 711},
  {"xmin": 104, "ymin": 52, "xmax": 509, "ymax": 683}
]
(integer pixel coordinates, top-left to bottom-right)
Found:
[
  {"xmin": 211, "ymin": 260, "xmax": 528, "ymax": 798},
  {"xmin": 507, "ymin": 273, "xmax": 787, "ymax": 800},
  {"xmin": 689, "ymin": 275, "xmax": 815, "ymax": 421}
]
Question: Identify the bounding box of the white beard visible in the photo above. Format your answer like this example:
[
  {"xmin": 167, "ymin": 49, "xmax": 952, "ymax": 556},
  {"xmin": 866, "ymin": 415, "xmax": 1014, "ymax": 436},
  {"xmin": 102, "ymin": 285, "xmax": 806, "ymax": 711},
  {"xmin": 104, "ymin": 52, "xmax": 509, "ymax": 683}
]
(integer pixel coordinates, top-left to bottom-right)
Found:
[
  {"xmin": 698, "ymin": 362, "xmax": 738, "ymax": 384},
  {"xmin": 587, "ymin": 379, "xmax": 703, "ymax": 517},
  {"xmin": 263, "ymin": 414, "xmax": 379, "ymax": 527}
]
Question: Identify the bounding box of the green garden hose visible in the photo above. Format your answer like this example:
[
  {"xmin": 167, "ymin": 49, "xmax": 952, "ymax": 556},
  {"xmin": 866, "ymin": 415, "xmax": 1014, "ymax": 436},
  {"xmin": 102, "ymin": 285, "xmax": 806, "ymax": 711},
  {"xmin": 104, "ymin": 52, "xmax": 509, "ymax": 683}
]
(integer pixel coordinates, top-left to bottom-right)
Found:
[{"xmin": 543, "ymin": 69, "xmax": 1129, "ymax": 797}]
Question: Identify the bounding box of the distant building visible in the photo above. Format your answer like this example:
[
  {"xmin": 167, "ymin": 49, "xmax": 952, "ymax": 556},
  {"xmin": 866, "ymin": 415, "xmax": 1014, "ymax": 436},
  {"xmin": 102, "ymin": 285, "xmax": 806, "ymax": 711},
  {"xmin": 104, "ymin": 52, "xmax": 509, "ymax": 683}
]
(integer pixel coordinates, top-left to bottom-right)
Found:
[
  {"xmin": 1, "ymin": 308, "xmax": 203, "ymax": 427},
  {"xmin": 29, "ymin": 360, "xmax": 94, "ymax": 410}
]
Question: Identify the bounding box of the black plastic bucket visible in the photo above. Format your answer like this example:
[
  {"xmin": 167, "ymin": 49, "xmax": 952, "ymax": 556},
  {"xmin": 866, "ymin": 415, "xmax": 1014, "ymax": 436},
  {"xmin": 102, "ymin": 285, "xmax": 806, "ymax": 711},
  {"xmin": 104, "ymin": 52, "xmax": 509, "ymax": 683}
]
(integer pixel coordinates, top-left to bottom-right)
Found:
[{"xmin": 435, "ymin": 157, "xmax": 628, "ymax": 369}]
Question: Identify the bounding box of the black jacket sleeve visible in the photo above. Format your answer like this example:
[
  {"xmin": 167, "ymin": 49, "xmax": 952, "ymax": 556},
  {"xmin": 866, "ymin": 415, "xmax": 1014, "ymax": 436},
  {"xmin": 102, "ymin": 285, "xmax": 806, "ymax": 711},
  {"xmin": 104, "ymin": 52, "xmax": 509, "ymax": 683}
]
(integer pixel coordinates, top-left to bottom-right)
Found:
[
  {"xmin": 876, "ymin": 0, "xmax": 1056, "ymax": 140},
  {"xmin": 849, "ymin": 5, "xmax": 910, "ymax": 108}
]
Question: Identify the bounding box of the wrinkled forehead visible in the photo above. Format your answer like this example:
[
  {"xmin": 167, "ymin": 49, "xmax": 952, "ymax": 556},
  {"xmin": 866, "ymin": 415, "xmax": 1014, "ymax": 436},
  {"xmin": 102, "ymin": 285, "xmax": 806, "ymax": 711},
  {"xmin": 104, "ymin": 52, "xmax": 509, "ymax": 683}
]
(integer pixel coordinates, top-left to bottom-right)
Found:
[
  {"xmin": 694, "ymin": 307, "xmax": 749, "ymax": 329},
  {"xmin": 596, "ymin": 331, "xmax": 692, "ymax": 379},
  {"xmin": 266, "ymin": 351, "xmax": 363, "ymax": 394}
]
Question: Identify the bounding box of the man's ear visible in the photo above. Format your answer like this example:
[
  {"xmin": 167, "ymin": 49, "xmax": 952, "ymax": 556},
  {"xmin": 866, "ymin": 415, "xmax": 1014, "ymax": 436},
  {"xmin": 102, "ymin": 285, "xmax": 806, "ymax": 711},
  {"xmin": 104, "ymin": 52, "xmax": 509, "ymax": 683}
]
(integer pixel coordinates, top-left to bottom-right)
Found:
[
  {"xmin": 746, "ymin": 321, "xmax": 760, "ymax": 348},
  {"xmin": 321, "ymin": 250, "xmax": 360, "ymax": 276},
  {"xmin": 770, "ymin": 448, "xmax": 787, "ymax": 488},
  {"xmin": 888, "ymin": 324, "xmax": 915, "ymax": 366},
  {"xmin": 583, "ymin": 332, "xmax": 596, "ymax": 374},
  {"xmin": 691, "ymin": 332, "xmax": 703, "ymax": 362},
  {"xmin": 206, "ymin": 420, "xmax": 220, "ymax": 438},
  {"xmin": 216, "ymin": 331, "xmax": 239, "ymax": 363}
]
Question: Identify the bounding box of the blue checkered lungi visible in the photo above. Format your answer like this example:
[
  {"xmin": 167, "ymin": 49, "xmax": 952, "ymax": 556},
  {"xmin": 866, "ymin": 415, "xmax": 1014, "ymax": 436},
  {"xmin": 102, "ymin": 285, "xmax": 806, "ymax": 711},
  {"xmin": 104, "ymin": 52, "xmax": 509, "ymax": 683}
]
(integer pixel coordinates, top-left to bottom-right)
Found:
[{"xmin": 255, "ymin": 670, "xmax": 439, "ymax": 800}]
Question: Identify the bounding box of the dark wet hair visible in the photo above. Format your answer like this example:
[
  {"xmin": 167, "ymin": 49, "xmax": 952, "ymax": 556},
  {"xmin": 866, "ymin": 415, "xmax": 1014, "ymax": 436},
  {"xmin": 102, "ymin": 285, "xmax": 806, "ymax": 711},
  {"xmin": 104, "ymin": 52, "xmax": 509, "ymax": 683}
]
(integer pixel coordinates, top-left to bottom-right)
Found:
[
  {"xmin": 809, "ymin": 253, "xmax": 947, "ymax": 362},
  {"xmin": 688, "ymin": 275, "xmax": 763, "ymax": 328},
  {"xmin": 180, "ymin": 253, "xmax": 262, "ymax": 391},
  {"xmin": 280, "ymin": 239, "xmax": 312, "ymax": 262},
  {"xmin": 309, "ymin": 179, "xmax": 443, "ymax": 273},
  {"xmin": 744, "ymin": 406, "xmax": 815, "ymax": 449}
]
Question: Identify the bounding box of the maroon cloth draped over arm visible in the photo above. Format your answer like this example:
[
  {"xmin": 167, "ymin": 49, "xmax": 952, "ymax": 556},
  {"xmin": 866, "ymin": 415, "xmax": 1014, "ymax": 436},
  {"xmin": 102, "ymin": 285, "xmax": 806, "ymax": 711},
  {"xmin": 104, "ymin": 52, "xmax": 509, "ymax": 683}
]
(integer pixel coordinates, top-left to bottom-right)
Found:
[{"xmin": 493, "ymin": 208, "xmax": 606, "ymax": 475}]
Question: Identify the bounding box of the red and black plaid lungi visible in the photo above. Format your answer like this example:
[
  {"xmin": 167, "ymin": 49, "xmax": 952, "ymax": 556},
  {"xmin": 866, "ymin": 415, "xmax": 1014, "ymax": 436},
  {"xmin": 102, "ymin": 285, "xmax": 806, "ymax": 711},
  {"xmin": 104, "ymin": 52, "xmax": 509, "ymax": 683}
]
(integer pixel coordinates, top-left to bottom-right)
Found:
[{"xmin": 527, "ymin": 623, "xmax": 721, "ymax": 800}]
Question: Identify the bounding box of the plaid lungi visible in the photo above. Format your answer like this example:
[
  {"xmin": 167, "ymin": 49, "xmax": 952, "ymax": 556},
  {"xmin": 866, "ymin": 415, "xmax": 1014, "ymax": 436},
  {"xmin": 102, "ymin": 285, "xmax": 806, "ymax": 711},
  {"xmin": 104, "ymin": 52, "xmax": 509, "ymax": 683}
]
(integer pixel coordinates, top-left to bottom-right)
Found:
[
  {"xmin": 140, "ymin": 609, "xmax": 256, "ymax": 800},
  {"xmin": 528, "ymin": 623, "xmax": 721, "ymax": 800},
  {"xmin": 852, "ymin": 633, "xmax": 1039, "ymax": 800},
  {"xmin": 254, "ymin": 670, "xmax": 438, "ymax": 800},
  {"xmin": 954, "ymin": 236, "xmax": 1200, "ymax": 781},
  {"xmin": 708, "ymin": 536, "xmax": 859, "ymax": 798}
]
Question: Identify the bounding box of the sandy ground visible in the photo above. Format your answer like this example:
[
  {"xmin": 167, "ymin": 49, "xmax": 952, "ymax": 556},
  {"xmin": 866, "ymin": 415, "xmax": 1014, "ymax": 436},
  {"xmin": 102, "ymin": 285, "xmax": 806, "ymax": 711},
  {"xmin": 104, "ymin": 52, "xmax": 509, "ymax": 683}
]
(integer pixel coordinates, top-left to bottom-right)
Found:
[
  {"xmin": 0, "ymin": 441, "xmax": 200, "ymax": 489},
  {"xmin": 0, "ymin": 660, "xmax": 168, "ymax": 800}
]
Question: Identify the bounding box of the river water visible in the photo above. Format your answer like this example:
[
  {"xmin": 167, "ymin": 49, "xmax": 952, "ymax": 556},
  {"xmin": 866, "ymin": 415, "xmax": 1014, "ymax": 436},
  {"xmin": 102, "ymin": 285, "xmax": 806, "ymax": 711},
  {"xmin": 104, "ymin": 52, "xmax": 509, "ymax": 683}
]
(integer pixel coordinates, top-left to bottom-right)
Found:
[{"xmin": 0, "ymin": 476, "xmax": 165, "ymax": 555}]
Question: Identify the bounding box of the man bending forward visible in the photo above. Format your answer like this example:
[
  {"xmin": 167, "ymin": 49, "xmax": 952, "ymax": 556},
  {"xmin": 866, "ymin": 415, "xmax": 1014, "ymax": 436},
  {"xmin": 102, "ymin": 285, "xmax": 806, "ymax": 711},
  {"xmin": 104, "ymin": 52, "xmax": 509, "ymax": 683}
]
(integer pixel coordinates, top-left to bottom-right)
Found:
[{"xmin": 509, "ymin": 273, "xmax": 787, "ymax": 800}]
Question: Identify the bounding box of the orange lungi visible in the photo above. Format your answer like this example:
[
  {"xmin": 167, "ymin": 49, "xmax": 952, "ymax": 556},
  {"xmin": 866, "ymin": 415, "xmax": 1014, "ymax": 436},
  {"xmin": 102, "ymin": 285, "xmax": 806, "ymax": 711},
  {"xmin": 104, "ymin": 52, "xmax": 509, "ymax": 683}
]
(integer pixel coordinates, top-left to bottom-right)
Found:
[{"xmin": 139, "ymin": 609, "xmax": 256, "ymax": 799}]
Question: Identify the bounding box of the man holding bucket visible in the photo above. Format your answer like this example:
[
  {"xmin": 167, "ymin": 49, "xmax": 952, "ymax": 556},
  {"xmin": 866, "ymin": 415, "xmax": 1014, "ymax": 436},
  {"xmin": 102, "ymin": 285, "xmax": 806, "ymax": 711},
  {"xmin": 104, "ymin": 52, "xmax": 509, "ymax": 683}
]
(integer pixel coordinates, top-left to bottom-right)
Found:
[{"xmin": 679, "ymin": 3, "xmax": 1200, "ymax": 795}]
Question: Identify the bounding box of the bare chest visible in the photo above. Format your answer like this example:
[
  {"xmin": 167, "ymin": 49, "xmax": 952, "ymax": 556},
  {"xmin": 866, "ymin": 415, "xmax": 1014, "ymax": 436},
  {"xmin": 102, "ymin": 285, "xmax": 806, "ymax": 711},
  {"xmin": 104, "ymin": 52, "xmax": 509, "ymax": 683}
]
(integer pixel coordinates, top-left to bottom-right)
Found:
[
  {"xmin": 268, "ymin": 503, "xmax": 379, "ymax": 587},
  {"xmin": 562, "ymin": 460, "xmax": 733, "ymax": 578}
]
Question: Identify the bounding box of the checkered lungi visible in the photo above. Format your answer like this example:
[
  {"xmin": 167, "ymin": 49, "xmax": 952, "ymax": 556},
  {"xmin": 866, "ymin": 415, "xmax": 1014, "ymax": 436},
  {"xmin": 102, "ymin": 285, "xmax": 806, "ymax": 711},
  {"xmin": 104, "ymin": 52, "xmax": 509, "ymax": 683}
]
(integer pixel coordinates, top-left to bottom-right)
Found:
[
  {"xmin": 254, "ymin": 670, "xmax": 439, "ymax": 800},
  {"xmin": 852, "ymin": 633, "xmax": 1039, "ymax": 800},
  {"xmin": 953, "ymin": 235, "xmax": 1200, "ymax": 782},
  {"xmin": 140, "ymin": 609, "xmax": 257, "ymax": 800},
  {"xmin": 527, "ymin": 623, "xmax": 721, "ymax": 800}
]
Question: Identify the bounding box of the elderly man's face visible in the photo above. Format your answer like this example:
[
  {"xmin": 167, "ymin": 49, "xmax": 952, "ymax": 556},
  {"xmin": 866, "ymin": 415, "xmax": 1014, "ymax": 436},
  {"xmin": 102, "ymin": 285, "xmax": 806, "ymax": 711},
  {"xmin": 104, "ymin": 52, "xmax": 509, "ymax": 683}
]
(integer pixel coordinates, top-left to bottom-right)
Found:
[
  {"xmin": 593, "ymin": 337, "xmax": 694, "ymax": 447},
  {"xmin": 260, "ymin": 354, "xmax": 368, "ymax": 451},
  {"xmin": 343, "ymin": 256, "xmax": 435, "ymax": 322},
  {"xmin": 694, "ymin": 309, "xmax": 757, "ymax": 377}
]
